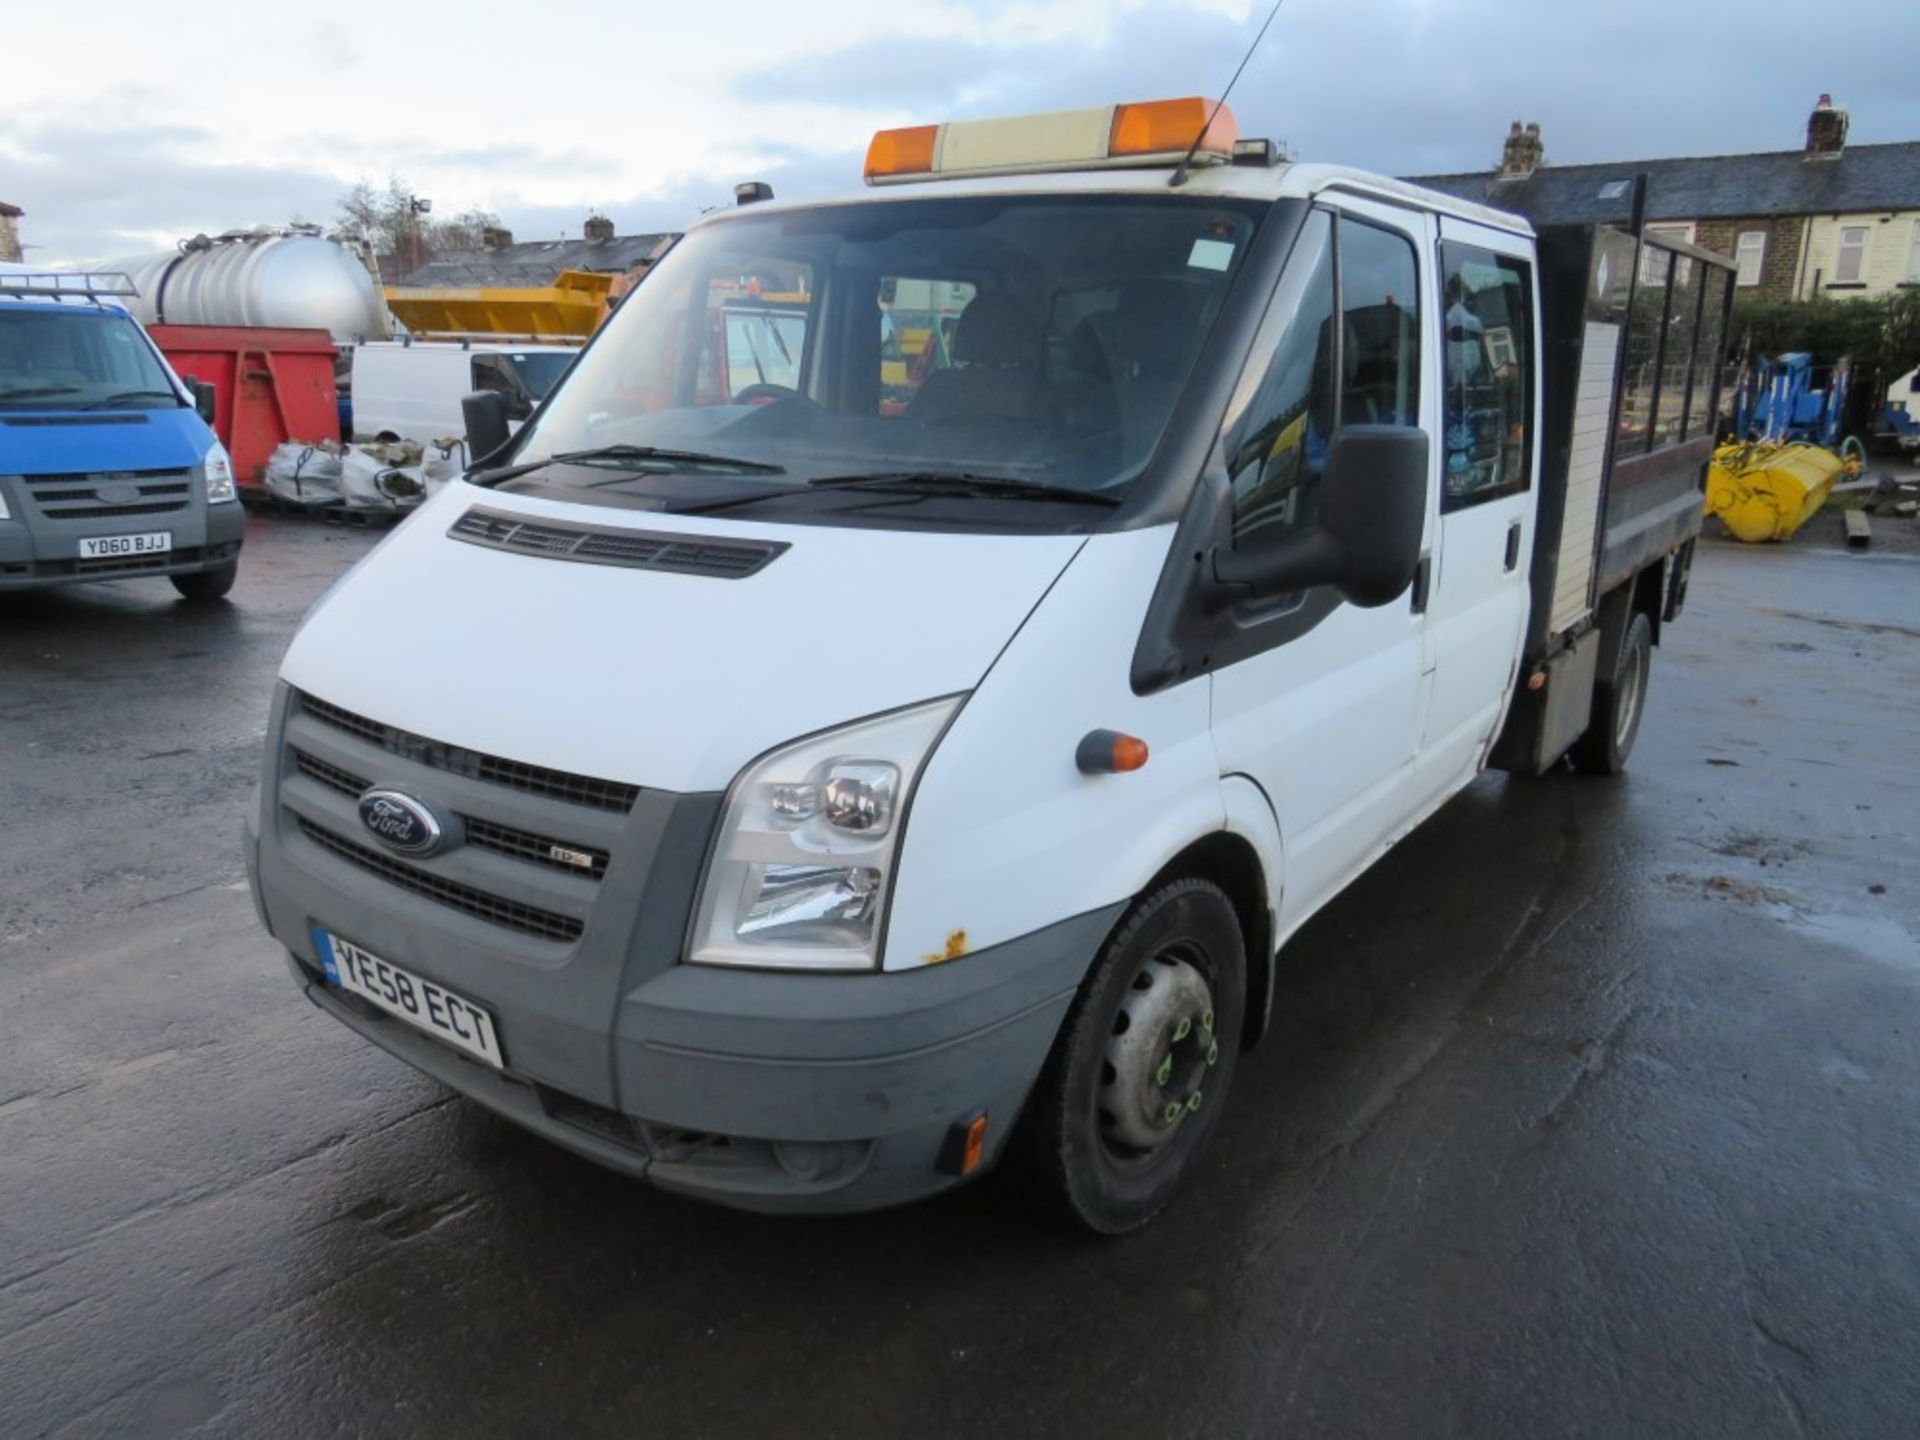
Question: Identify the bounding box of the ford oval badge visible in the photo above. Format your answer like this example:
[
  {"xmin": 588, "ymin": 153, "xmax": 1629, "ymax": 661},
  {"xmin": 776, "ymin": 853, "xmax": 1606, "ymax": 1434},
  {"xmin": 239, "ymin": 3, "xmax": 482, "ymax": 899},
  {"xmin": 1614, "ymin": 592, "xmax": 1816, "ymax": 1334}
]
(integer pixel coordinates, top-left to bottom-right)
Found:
[{"xmin": 357, "ymin": 789, "xmax": 444, "ymax": 856}]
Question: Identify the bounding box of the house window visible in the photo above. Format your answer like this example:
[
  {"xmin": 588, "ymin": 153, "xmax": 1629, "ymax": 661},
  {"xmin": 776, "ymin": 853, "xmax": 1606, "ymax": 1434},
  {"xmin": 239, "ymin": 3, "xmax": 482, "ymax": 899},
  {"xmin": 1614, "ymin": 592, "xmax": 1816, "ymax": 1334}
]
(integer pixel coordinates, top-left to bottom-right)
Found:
[
  {"xmin": 1907, "ymin": 219, "xmax": 1920, "ymax": 283},
  {"xmin": 1735, "ymin": 231, "xmax": 1767, "ymax": 288},
  {"xmin": 1834, "ymin": 226, "xmax": 1869, "ymax": 285},
  {"xmin": 1642, "ymin": 225, "xmax": 1692, "ymax": 286}
]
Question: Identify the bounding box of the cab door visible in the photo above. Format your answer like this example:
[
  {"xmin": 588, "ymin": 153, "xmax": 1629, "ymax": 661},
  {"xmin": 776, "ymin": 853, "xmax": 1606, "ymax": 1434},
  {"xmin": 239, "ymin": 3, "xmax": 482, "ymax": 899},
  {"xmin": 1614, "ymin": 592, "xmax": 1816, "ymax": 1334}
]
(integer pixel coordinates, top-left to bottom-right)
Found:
[
  {"xmin": 1405, "ymin": 220, "xmax": 1540, "ymax": 812},
  {"xmin": 1207, "ymin": 201, "xmax": 1438, "ymax": 938}
]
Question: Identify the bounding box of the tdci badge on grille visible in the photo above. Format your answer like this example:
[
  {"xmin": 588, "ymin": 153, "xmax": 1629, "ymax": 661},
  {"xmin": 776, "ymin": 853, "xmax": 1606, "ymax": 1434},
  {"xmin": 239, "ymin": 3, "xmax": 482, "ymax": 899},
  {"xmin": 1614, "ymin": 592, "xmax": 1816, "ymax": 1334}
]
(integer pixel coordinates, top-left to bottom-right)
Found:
[{"xmin": 357, "ymin": 789, "xmax": 444, "ymax": 856}]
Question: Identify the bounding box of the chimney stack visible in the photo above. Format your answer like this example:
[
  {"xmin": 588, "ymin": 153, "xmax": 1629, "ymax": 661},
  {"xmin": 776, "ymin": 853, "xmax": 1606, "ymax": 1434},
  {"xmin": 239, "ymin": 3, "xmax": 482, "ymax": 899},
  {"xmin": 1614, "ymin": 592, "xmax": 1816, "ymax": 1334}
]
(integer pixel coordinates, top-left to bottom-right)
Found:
[
  {"xmin": 1805, "ymin": 94, "xmax": 1849, "ymax": 157},
  {"xmin": 583, "ymin": 214, "xmax": 615, "ymax": 244},
  {"xmin": 480, "ymin": 224, "xmax": 514, "ymax": 250},
  {"xmin": 1498, "ymin": 121, "xmax": 1544, "ymax": 180}
]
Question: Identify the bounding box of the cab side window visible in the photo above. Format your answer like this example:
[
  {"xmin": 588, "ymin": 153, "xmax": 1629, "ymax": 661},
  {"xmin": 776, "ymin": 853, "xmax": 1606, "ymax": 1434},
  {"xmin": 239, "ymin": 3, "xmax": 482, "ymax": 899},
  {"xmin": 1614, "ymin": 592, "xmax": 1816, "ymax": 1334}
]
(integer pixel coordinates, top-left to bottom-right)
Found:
[
  {"xmin": 1229, "ymin": 211, "xmax": 1336, "ymax": 547},
  {"xmin": 1439, "ymin": 242, "xmax": 1533, "ymax": 509},
  {"xmin": 1230, "ymin": 212, "xmax": 1421, "ymax": 548},
  {"xmin": 1340, "ymin": 220, "xmax": 1421, "ymax": 428}
]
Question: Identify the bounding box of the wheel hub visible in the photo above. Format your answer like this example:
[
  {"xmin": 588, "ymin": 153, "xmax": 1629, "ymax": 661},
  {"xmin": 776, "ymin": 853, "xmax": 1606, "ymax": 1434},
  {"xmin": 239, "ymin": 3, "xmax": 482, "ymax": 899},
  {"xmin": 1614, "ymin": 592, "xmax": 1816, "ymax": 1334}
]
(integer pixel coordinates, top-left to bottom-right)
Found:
[{"xmin": 1100, "ymin": 951, "xmax": 1219, "ymax": 1152}]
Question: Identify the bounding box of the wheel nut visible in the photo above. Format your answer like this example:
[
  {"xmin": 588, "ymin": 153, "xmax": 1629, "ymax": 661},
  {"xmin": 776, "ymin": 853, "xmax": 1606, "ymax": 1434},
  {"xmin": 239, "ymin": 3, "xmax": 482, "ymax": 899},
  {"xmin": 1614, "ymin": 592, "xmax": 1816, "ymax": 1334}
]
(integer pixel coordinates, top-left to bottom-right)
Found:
[
  {"xmin": 1206, "ymin": 1041, "xmax": 1220, "ymax": 1066},
  {"xmin": 1163, "ymin": 1102, "xmax": 1184, "ymax": 1124},
  {"xmin": 1156, "ymin": 1054, "xmax": 1174, "ymax": 1085},
  {"xmin": 1186, "ymin": 1091, "xmax": 1203, "ymax": 1111},
  {"xmin": 1172, "ymin": 1016, "xmax": 1191, "ymax": 1042}
]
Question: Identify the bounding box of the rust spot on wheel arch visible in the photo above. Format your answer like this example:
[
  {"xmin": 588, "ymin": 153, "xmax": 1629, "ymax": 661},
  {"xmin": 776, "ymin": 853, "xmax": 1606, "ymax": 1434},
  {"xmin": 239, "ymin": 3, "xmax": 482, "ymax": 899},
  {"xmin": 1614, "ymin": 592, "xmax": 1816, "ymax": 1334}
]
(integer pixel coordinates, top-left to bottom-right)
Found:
[{"xmin": 923, "ymin": 928, "xmax": 970, "ymax": 964}]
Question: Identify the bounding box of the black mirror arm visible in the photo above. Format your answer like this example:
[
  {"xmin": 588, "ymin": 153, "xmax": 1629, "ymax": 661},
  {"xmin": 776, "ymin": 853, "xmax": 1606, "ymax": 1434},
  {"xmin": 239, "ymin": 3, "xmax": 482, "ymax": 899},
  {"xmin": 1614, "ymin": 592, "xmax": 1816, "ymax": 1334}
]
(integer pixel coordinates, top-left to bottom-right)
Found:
[{"xmin": 1206, "ymin": 531, "xmax": 1345, "ymax": 608}]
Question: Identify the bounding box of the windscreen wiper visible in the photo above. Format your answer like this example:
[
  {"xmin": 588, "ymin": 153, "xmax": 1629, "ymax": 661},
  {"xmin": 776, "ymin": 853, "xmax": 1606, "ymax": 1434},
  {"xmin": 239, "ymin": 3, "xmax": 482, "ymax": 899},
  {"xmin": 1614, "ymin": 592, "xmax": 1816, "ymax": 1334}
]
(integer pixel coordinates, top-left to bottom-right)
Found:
[
  {"xmin": 0, "ymin": 384, "xmax": 82, "ymax": 402},
  {"xmin": 468, "ymin": 444, "xmax": 786, "ymax": 488},
  {"xmin": 806, "ymin": 471, "xmax": 1122, "ymax": 506},
  {"xmin": 79, "ymin": 389, "xmax": 181, "ymax": 410}
]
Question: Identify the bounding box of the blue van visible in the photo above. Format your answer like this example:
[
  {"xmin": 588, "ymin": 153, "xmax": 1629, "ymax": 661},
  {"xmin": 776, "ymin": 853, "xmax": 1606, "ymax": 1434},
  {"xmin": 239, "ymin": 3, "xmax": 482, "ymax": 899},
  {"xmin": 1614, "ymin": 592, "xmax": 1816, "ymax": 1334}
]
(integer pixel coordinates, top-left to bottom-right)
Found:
[{"xmin": 0, "ymin": 268, "xmax": 244, "ymax": 600}]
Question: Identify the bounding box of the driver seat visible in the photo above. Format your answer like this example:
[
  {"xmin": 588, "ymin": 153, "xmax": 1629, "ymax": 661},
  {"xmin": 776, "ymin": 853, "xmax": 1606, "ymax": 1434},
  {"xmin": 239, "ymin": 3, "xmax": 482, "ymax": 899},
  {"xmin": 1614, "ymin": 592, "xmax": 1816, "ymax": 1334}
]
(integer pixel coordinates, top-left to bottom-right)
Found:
[{"xmin": 908, "ymin": 293, "xmax": 1050, "ymax": 425}]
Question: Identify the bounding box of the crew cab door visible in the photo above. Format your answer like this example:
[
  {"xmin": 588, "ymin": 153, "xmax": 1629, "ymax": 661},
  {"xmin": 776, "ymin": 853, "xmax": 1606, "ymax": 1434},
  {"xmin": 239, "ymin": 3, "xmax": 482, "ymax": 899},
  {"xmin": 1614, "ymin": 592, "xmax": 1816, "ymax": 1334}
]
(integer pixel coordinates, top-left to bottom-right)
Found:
[
  {"xmin": 1207, "ymin": 201, "xmax": 1436, "ymax": 937},
  {"xmin": 1406, "ymin": 220, "xmax": 1540, "ymax": 811}
]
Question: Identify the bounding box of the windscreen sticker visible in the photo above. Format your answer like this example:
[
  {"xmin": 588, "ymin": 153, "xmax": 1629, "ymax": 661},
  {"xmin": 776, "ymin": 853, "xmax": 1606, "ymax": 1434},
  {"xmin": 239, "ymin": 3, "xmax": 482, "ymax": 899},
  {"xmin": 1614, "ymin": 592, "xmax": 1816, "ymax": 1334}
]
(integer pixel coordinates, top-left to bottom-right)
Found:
[{"xmin": 1188, "ymin": 238, "xmax": 1236, "ymax": 272}]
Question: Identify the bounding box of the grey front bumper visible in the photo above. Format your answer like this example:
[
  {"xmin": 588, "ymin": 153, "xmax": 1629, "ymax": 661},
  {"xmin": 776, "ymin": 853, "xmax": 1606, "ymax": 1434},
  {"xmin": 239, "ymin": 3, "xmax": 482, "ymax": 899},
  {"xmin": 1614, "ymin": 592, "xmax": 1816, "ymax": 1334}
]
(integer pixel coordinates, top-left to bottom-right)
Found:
[
  {"xmin": 249, "ymin": 788, "xmax": 1117, "ymax": 1214},
  {"xmin": 275, "ymin": 898, "xmax": 1115, "ymax": 1213},
  {"xmin": 0, "ymin": 499, "xmax": 244, "ymax": 589}
]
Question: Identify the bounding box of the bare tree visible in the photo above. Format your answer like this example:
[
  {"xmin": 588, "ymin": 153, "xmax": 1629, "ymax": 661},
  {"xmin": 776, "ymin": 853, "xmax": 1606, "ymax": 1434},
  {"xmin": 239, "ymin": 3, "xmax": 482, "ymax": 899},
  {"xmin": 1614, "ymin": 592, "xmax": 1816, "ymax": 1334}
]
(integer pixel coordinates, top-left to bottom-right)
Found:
[{"xmin": 329, "ymin": 176, "xmax": 501, "ymax": 275}]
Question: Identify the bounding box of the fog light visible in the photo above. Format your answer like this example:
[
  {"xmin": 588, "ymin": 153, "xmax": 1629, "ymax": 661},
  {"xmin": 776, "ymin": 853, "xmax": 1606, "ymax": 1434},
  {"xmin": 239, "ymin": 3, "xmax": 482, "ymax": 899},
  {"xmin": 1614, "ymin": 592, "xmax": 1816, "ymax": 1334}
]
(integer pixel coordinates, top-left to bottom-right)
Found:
[
  {"xmin": 772, "ymin": 1140, "xmax": 832, "ymax": 1182},
  {"xmin": 771, "ymin": 1139, "xmax": 868, "ymax": 1184}
]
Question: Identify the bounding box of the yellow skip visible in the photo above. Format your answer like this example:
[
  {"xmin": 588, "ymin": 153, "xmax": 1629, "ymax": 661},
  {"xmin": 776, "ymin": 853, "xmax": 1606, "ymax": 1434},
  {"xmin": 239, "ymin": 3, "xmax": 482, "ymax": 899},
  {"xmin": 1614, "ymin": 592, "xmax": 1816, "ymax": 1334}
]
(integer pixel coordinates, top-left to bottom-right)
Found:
[{"xmin": 1704, "ymin": 441, "xmax": 1847, "ymax": 543}]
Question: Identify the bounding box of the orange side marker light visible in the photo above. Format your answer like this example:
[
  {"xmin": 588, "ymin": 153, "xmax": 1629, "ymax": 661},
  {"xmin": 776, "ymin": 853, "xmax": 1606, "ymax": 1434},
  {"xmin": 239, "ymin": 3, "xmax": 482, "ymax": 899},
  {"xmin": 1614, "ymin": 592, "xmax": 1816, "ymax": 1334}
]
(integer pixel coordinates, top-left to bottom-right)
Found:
[
  {"xmin": 1077, "ymin": 728, "xmax": 1150, "ymax": 774},
  {"xmin": 961, "ymin": 1114, "xmax": 989, "ymax": 1175},
  {"xmin": 936, "ymin": 1109, "xmax": 991, "ymax": 1177}
]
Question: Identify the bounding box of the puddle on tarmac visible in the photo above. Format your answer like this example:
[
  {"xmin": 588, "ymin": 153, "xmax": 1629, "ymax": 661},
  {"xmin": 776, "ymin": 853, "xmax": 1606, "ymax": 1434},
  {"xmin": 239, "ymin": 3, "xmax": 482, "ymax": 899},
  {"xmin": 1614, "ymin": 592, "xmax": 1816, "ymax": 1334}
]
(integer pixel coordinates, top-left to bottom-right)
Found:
[{"xmin": 1788, "ymin": 911, "xmax": 1920, "ymax": 970}]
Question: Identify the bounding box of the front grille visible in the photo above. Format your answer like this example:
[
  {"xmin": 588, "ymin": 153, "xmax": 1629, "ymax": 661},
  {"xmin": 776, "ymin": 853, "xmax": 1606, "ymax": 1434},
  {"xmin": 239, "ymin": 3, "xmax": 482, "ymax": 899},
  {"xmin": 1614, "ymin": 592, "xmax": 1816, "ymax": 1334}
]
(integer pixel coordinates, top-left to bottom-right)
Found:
[
  {"xmin": 449, "ymin": 507, "xmax": 786, "ymax": 580},
  {"xmin": 465, "ymin": 818, "xmax": 609, "ymax": 879},
  {"xmin": 297, "ymin": 692, "xmax": 638, "ymax": 813},
  {"xmin": 292, "ymin": 748, "xmax": 610, "ymax": 880},
  {"xmin": 24, "ymin": 470, "xmax": 194, "ymax": 520},
  {"xmin": 44, "ymin": 499, "xmax": 189, "ymax": 519},
  {"xmin": 296, "ymin": 817, "xmax": 584, "ymax": 943},
  {"xmin": 293, "ymin": 750, "xmax": 369, "ymax": 797}
]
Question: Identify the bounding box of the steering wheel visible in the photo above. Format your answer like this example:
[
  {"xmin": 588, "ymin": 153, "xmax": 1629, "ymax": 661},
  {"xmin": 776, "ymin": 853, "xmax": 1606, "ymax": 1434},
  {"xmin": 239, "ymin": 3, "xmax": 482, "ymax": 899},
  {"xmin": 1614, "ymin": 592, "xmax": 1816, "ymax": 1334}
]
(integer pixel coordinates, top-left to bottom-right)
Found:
[{"xmin": 732, "ymin": 383, "xmax": 817, "ymax": 409}]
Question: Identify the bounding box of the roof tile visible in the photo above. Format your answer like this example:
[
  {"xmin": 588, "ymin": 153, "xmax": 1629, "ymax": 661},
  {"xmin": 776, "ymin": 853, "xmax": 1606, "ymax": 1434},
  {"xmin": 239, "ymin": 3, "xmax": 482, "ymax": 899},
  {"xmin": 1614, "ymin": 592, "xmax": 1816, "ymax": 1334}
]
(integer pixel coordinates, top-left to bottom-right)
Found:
[{"xmin": 1412, "ymin": 142, "xmax": 1920, "ymax": 225}]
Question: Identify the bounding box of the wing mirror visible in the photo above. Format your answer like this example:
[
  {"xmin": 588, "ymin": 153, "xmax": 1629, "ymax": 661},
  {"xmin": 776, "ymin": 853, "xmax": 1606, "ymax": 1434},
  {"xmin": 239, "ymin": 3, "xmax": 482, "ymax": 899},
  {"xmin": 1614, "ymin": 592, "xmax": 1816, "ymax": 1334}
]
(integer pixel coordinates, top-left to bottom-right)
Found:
[
  {"xmin": 461, "ymin": 391, "xmax": 512, "ymax": 466},
  {"xmin": 190, "ymin": 379, "xmax": 217, "ymax": 425},
  {"xmin": 1210, "ymin": 425, "xmax": 1428, "ymax": 608}
]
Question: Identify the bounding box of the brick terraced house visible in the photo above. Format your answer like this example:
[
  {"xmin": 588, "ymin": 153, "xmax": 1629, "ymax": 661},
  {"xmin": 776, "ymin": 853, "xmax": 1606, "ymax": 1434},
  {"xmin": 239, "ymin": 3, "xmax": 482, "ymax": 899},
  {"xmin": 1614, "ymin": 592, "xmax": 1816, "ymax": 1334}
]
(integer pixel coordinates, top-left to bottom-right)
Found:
[{"xmin": 1415, "ymin": 98, "xmax": 1920, "ymax": 304}]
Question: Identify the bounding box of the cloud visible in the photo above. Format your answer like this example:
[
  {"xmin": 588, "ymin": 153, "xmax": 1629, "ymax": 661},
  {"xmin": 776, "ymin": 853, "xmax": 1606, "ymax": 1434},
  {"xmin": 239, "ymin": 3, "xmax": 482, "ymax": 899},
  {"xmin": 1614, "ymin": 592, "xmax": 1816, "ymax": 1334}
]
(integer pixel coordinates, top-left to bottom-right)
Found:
[
  {"xmin": 731, "ymin": 0, "xmax": 1920, "ymax": 185},
  {"xmin": 5, "ymin": 0, "xmax": 1917, "ymax": 264},
  {"xmin": 0, "ymin": 118, "xmax": 345, "ymax": 262}
]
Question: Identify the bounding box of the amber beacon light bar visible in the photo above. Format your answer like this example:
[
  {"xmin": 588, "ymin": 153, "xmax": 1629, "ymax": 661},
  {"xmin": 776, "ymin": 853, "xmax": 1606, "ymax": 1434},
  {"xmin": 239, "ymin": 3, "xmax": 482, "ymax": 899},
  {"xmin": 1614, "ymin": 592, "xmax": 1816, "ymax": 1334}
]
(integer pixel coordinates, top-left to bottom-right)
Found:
[{"xmin": 864, "ymin": 97, "xmax": 1241, "ymax": 184}]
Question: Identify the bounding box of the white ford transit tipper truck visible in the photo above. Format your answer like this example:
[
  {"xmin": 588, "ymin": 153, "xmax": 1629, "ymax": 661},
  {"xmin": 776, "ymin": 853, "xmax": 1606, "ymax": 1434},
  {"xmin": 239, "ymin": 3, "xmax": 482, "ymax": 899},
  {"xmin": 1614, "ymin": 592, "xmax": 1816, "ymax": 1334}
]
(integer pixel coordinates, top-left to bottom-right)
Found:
[{"xmin": 246, "ymin": 98, "xmax": 1734, "ymax": 1232}]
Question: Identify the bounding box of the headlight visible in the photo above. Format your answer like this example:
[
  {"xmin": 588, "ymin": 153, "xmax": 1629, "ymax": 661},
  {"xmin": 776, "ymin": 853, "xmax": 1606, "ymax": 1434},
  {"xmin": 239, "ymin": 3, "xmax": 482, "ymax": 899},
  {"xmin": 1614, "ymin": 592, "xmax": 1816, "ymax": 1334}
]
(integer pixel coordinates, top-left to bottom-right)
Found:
[
  {"xmin": 202, "ymin": 442, "xmax": 237, "ymax": 504},
  {"xmin": 689, "ymin": 697, "xmax": 961, "ymax": 971}
]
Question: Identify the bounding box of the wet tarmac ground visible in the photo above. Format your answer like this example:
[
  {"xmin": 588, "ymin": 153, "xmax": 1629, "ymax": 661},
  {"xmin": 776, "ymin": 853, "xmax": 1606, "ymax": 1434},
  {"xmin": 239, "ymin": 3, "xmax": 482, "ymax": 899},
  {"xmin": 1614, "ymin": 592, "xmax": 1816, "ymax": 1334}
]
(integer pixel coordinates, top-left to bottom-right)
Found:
[{"xmin": 3, "ymin": 514, "xmax": 1917, "ymax": 1438}]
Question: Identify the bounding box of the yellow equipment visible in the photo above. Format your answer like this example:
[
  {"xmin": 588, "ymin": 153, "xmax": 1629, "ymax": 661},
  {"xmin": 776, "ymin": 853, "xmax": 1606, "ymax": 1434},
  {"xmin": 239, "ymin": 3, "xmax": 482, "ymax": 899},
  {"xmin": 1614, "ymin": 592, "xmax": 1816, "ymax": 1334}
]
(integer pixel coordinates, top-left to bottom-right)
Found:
[
  {"xmin": 1704, "ymin": 440, "xmax": 1847, "ymax": 543},
  {"xmin": 383, "ymin": 269, "xmax": 614, "ymax": 342}
]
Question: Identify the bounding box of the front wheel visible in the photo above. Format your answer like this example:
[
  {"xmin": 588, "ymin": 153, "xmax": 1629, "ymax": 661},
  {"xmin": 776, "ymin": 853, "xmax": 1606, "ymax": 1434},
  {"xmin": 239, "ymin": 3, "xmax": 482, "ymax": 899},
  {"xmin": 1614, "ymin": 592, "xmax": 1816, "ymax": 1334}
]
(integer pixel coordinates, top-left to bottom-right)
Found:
[
  {"xmin": 1569, "ymin": 610, "xmax": 1652, "ymax": 775},
  {"xmin": 1024, "ymin": 878, "xmax": 1246, "ymax": 1234},
  {"xmin": 171, "ymin": 563, "xmax": 238, "ymax": 603}
]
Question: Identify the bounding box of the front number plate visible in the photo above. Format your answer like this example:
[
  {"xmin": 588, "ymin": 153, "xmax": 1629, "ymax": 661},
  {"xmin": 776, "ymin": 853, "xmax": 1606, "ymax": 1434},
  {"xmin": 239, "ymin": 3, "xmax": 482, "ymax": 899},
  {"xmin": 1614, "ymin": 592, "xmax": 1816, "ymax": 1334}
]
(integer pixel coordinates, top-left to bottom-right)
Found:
[
  {"xmin": 313, "ymin": 928, "xmax": 504, "ymax": 1069},
  {"xmin": 80, "ymin": 532, "xmax": 172, "ymax": 559}
]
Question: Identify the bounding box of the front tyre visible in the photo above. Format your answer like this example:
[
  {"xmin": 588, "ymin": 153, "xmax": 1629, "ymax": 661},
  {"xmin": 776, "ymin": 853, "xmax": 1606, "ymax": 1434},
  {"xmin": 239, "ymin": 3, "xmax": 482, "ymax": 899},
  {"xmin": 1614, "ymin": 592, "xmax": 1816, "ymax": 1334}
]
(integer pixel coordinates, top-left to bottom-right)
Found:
[
  {"xmin": 171, "ymin": 563, "xmax": 238, "ymax": 603},
  {"xmin": 1025, "ymin": 878, "xmax": 1246, "ymax": 1234},
  {"xmin": 1570, "ymin": 610, "xmax": 1652, "ymax": 775}
]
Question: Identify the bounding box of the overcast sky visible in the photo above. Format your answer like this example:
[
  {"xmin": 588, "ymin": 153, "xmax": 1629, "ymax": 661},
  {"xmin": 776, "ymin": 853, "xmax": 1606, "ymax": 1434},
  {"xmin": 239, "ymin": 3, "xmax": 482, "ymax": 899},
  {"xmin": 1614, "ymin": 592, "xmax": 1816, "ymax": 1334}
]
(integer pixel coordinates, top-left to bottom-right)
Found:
[{"xmin": 5, "ymin": 0, "xmax": 1917, "ymax": 263}]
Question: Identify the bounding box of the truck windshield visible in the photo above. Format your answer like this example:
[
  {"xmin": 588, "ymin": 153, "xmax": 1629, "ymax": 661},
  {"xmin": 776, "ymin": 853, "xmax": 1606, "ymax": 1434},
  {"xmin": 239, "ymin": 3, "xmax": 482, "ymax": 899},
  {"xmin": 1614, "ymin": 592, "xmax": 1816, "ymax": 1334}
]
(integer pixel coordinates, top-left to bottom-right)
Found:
[
  {"xmin": 513, "ymin": 194, "xmax": 1270, "ymax": 498},
  {"xmin": 0, "ymin": 307, "xmax": 181, "ymax": 410}
]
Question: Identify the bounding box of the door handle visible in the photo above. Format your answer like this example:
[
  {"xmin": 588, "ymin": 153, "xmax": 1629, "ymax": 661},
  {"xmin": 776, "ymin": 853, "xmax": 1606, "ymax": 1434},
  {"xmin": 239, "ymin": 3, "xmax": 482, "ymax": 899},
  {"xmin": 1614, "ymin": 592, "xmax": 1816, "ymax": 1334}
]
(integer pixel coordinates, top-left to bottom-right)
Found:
[
  {"xmin": 1504, "ymin": 520, "xmax": 1523, "ymax": 573},
  {"xmin": 1410, "ymin": 553, "xmax": 1432, "ymax": 614}
]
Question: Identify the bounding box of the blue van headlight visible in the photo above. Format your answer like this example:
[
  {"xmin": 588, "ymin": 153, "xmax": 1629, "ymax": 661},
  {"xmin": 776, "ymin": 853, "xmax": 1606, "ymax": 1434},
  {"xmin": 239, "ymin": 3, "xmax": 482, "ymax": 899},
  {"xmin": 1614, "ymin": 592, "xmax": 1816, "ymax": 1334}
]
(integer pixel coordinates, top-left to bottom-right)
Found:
[
  {"xmin": 688, "ymin": 697, "xmax": 961, "ymax": 971},
  {"xmin": 202, "ymin": 442, "xmax": 237, "ymax": 504}
]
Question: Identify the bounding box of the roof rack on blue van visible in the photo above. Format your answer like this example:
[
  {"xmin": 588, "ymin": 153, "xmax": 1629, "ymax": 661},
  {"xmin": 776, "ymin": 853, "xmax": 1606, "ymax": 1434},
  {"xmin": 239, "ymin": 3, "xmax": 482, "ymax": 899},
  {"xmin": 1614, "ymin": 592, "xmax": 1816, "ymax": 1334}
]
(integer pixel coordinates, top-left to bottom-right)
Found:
[{"xmin": 0, "ymin": 271, "xmax": 139, "ymax": 302}]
